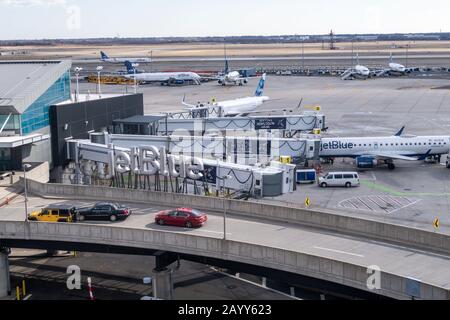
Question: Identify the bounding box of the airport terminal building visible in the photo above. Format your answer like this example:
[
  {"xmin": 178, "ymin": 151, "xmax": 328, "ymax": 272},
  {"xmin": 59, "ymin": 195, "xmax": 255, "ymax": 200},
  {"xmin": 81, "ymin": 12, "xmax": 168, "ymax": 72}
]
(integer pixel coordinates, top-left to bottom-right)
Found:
[
  {"xmin": 0, "ymin": 60, "xmax": 72, "ymax": 171},
  {"xmin": 0, "ymin": 60, "xmax": 144, "ymax": 176}
]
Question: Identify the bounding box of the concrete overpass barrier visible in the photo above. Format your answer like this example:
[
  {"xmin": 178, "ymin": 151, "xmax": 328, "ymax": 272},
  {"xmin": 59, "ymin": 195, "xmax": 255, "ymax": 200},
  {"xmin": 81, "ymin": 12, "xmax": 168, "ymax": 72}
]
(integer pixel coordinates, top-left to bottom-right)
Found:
[
  {"xmin": 0, "ymin": 221, "xmax": 448, "ymax": 300},
  {"xmin": 24, "ymin": 180, "xmax": 450, "ymax": 255}
]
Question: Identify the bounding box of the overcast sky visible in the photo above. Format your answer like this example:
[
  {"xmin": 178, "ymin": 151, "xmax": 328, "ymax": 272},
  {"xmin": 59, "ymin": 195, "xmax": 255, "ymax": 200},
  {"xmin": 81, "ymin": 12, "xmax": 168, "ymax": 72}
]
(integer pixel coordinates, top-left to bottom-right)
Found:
[{"xmin": 0, "ymin": 0, "xmax": 449, "ymax": 40}]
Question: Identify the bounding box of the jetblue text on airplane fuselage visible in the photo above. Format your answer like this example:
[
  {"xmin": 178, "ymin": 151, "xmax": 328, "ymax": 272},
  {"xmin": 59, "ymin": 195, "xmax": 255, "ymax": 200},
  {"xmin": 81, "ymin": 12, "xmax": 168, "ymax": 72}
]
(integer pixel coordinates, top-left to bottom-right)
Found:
[{"xmin": 320, "ymin": 141, "xmax": 355, "ymax": 151}]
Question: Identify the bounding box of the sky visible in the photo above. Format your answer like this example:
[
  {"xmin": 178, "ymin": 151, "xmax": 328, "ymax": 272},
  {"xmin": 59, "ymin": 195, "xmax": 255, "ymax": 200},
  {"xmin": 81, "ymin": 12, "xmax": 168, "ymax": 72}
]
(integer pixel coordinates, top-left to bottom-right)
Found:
[{"xmin": 0, "ymin": 0, "xmax": 449, "ymax": 40}]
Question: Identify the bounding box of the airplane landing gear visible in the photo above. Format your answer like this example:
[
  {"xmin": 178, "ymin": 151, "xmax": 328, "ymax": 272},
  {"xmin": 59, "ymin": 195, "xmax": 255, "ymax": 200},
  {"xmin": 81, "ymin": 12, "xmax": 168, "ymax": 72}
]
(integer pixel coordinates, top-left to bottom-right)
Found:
[{"xmin": 387, "ymin": 163, "xmax": 396, "ymax": 170}]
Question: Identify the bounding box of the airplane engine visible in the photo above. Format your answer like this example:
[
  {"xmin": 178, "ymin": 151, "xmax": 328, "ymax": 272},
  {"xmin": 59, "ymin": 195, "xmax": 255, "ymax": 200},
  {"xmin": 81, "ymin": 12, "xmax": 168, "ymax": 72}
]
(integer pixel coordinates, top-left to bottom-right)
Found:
[{"xmin": 355, "ymin": 156, "xmax": 377, "ymax": 169}]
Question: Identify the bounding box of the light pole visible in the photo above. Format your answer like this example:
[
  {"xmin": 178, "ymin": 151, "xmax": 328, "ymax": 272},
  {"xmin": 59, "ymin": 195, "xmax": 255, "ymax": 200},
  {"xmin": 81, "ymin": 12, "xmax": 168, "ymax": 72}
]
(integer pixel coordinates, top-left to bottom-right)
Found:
[
  {"xmin": 406, "ymin": 42, "xmax": 410, "ymax": 68},
  {"xmin": 23, "ymin": 164, "xmax": 31, "ymax": 222},
  {"xmin": 301, "ymin": 38, "xmax": 305, "ymax": 72},
  {"xmin": 150, "ymin": 50, "xmax": 153, "ymax": 73},
  {"xmin": 74, "ymin": 67, "xmax": 83, "ymax": 102},
  {"xmin": 221, "ymin": 175, "xmax": 231, "ymax": 240},
  {"xmin": 132, "ymin": 63, "xmax": 139, "ymax": 94},
  {"xmin": 96, "ymin": 66, "xmax": 103, "ymax": 98}
]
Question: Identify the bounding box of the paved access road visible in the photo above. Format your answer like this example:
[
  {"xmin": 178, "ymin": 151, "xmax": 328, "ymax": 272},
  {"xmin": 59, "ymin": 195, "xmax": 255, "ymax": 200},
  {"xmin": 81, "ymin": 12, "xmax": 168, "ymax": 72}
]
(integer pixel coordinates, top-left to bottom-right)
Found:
[{"xmin": 1, "ymin": 194, "xmax": 449, "ymax": 293}]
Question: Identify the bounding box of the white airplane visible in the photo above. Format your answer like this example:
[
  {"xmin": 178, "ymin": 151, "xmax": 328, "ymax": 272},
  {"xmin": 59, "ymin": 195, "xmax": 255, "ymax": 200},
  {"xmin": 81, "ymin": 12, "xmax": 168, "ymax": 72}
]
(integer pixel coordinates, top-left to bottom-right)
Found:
[
  {"xmin": 375, "ymin": 53, "xmax": 412, "ymax": 77},
  {"xmin": 320, "ymin": 127, "xmax": 450, "ymax": 170},
  {"xmin": 182, "ymin": 74, "xmax": 276, "ymax": 117},
  {"xmin": 100, "ymin": 51, "xmax": 151, "ymax": 64},
  {"xmin": 124, "ymin": 61, "xmax": 202, "ymax": 86},
  {"xmin": 341, "ymin": 54, "xmax": 370, "ymax": 80},
  {"xmin": 214, "ymin": 59, "xmax": 250, "ymax": 86}
]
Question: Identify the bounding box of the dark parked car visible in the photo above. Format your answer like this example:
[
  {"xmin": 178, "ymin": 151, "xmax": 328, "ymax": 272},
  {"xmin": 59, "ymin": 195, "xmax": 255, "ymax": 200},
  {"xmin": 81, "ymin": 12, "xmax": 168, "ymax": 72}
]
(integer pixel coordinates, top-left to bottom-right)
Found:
[
  {"xmin": 76, "ymin": 202, "xmax": 131, "ymax": 222},
  {"xmin": 155, "ymin": 208, "xmax": 208, "ymax": 228}
]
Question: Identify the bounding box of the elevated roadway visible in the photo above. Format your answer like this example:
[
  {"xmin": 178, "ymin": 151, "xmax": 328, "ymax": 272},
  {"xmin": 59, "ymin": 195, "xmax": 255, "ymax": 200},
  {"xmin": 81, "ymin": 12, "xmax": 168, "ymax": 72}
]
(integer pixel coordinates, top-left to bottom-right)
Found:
[{"xmin": 0, "ymin": 184, "xmax": 449, "ymax": 300}]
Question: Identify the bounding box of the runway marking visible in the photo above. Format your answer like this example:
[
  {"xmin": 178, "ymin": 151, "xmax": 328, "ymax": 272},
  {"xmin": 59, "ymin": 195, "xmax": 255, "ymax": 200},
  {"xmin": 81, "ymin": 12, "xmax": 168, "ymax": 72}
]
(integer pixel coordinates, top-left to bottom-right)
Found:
[{"xmin": 313, "ymin": 246, "xmax": 365, "ymax": 258}]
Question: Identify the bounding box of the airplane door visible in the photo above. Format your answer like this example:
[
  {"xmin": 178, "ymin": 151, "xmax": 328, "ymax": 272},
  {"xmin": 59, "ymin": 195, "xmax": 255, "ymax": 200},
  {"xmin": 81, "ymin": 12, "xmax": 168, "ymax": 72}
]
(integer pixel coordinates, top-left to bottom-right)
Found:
[{"xmin": 374, "ymin": 142, "xmax": 379, "ymax": 150}]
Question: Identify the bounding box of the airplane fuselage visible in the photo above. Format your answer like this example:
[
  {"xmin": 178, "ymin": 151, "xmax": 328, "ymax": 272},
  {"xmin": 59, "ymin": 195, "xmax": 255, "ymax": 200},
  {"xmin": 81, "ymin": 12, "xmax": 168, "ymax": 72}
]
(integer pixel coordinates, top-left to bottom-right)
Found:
[
  {"xmin": 320, "ymin": 136, "xmax": 450, "ymax": 158},
  {"xmin": 102, "ymin": 58, "xmax": 151, "ymax": 63},
  {"xmin": 389, "ymin": 62, "xmax": 406, "ymax": 73},
  {"xmin": 126, "ymin": 72, "xmax": 201, "ymax": 84},
  {"xmin": 215, "ymin": 96, "xmax": 269, "ymax": 116},
  {"xmin": 355, "ymin": 65, "xmax": 370, "ymax": 77}
]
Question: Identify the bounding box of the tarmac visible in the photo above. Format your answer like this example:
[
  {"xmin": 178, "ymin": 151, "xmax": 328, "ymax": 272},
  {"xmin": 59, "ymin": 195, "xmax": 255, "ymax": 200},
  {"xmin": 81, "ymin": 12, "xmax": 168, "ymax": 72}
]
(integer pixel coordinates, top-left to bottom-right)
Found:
[{"xmin": 78, "ymin": 76, "xmax": 450, "ymax": 233}]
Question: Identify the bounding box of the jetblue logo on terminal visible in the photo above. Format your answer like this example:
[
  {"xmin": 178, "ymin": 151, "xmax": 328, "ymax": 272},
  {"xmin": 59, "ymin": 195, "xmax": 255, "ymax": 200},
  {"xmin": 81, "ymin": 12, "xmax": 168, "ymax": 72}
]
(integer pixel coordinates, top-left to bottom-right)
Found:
[{"xmin": 321, "ymin": 141, "xmax": 354, "ymax": 151}]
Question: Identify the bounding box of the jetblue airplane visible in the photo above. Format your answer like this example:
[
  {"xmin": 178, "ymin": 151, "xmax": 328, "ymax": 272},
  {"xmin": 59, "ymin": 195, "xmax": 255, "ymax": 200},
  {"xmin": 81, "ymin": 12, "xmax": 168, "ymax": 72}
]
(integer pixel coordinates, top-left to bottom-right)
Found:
[
  {"xmin": 320, "ymin": 127, "xmax": 450, "ymax": 170},
  {"xmin": 124, "ymin": 61, "xmax": 202, "ymax": 86},
  {"xmin": 100, "ymin": 51, "xmax": 151, "ymax": 63},
  {"xmin": 182, "ymin": 74, "xmax": 271, "ymax": 117}
]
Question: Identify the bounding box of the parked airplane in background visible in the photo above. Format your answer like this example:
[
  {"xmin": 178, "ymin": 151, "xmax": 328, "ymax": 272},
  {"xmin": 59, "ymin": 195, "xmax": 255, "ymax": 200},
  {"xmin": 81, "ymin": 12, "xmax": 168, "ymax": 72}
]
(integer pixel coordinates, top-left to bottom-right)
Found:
[
  {"xmin": 320, "ymin": 127, "xmax": 450, "ymax": 170},
  {"xmin": 182, "ymin": 73, "xmax": 272, "ymax": 117},
  {"xmin": 124, "ymin": 61, "xmax": 202, "ymax": 85},
  {"xmin": 375, "ymin": 53, "xmax": 414, "ymax": 77},
  {"xmin": 341, "ymin": 54, "xmax": 371, "ymax": 80},
  {"xmin": 217, "ymin": 60, "xmax": 249, "ymax": 86},
  {"xmin": 100, "ymin": 51, "xmax": 151, "ymax": 63}
]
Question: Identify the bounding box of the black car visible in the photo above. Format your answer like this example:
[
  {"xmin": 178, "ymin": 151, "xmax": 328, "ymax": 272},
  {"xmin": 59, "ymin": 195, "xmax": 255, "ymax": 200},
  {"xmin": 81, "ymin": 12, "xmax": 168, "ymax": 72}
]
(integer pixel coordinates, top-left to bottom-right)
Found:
[{"xmin": 76, "ymin": 202, "xmax": 132, "ymax": 222}]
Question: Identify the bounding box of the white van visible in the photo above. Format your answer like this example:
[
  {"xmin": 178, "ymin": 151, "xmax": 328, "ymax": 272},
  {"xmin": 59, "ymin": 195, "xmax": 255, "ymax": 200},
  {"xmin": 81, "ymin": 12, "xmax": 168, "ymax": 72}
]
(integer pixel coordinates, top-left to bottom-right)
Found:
[{"xmin": 318, "ymin": 172, "xmax": 360, "ymax": 188}]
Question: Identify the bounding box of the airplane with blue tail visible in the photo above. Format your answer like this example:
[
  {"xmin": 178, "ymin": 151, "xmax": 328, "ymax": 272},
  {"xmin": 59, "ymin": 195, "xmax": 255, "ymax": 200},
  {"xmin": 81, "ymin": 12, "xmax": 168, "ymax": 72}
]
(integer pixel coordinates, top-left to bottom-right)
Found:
[
  {"xmin": 181, "ymin": 73, "xmax": 289, "ymax": 117},
  {"xmin": 320, "ymin": 127, "xmax": 449, "ymax": 170}
]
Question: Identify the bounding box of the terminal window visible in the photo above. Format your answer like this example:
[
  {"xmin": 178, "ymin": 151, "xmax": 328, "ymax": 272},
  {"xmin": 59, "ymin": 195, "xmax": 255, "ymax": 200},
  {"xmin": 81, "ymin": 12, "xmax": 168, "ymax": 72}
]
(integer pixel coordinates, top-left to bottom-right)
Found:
[{"xmin": 21, "ymin": 71, "xmax": 71, "ymax": 135}]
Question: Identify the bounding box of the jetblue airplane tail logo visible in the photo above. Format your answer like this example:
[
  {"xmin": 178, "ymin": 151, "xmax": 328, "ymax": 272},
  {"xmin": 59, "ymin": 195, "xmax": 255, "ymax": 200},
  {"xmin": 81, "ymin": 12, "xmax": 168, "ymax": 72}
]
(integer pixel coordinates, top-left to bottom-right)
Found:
[
  {"xmin": 100, "ymin": 51, "xmax": 109, "ymax": 60},
  {"xmin": 124, "ymin": 61, "xmax": 135, "ymax": 74},
  {"xmin": 255, "ymin": 73, "xmax": 266, "ymax": 97}
]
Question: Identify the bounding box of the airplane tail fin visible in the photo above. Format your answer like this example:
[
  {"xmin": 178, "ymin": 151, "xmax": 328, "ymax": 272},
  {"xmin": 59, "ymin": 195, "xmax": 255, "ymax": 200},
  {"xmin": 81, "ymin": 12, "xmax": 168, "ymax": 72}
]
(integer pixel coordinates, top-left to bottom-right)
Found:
[
  {"xmin": 356, "ymin": 53, "xmax": 360, "ymax": 65},
  {"xmin": 255, "ymin": 73, "xmax": 267, "ymax": 97},
  {"xmin": 100, "ymin": 51, "xmax": 109, "ymax": 60},
  {"xmin": 389, "ymin": 52, "xmax": 394, "ymax": 63},
  {"xmin": 124, "ymin": 61, "xmax": 135, "ymax": 74},
  {"xmin": 395, "ymin": 126, "xmax": 405, "ymax": 137},
  {"xmin": 224, "ymin": 59, "xmax": 229, "ymax": 74}
]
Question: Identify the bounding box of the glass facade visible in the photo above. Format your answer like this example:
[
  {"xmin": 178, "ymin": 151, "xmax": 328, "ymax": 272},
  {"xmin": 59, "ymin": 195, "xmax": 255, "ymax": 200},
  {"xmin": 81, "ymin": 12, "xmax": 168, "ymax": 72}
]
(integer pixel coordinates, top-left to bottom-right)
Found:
[
  {"xmin": 21, "ymin": 71, "xmax": 71, "ymax": 135},
  {"xmin": 0, "ymin": 114, "xmax": 20, "ymax": 134}
]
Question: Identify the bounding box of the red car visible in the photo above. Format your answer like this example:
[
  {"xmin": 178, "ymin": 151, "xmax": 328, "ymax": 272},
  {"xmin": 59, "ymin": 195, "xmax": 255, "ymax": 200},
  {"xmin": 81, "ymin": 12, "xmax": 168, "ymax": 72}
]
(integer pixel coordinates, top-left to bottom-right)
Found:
[{"xmin": 155, "ymin": 208, "xmax": 208, "ymax": 228}]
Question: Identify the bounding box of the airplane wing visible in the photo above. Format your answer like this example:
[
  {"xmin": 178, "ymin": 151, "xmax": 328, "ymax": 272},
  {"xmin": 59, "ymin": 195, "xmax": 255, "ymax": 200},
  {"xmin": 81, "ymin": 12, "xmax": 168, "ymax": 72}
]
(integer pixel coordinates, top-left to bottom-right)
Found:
[
  {"xmin": 181, "ymin": 95, "xmax": 199, "ymax": 109},
  {"xmin": 241, "ymin": 99, "xmax": 304, "ymax": 116}
]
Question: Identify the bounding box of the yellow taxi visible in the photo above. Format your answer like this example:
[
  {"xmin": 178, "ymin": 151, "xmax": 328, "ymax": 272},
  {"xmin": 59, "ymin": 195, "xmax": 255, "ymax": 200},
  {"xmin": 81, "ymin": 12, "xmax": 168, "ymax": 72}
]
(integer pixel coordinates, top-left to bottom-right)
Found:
[{"xmin": 28, "ymin": 205, "xmax": 76, "ymax": 223}]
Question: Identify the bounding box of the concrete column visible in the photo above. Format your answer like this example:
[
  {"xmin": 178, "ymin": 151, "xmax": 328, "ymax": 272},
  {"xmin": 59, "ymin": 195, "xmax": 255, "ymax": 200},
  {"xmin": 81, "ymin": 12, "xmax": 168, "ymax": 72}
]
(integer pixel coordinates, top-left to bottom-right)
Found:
[
  {"xmin": 152, "ymin": 268, "xmax": 173, "ymax": 300},
  {"xmin": 0, "ymin": 249, "xmax": 11, "ymax": 298}
]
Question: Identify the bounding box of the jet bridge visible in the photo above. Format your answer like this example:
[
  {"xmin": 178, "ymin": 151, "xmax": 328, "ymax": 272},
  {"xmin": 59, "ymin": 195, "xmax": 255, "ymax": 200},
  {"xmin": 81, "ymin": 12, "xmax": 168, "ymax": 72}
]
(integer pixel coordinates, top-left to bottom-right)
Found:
[
  {"xmin": 114, "ymin": 112, "xmax": 326, "ymax": 137},
  {"xmin": 90, "ymin": 132, "xmax": 320, "ymax": 165},
  {"xmin": 66, "ymin": 139, "xmax": 297, "ymax": 198}
]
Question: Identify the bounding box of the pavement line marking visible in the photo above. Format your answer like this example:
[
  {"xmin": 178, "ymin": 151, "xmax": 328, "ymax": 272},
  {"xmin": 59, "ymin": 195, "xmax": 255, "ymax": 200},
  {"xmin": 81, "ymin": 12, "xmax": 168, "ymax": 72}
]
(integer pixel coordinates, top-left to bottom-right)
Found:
[
  {"xmin": 357, "ymin": 197, "xmax": 374, "ymax": 211},
  {"xmin": 313, "ymin": 246, "xmax": 365, "ymax": 258},
  {"xmin": 371, "ymin": 172, "xmax": 377, "ymax": 181},
  {"xmin": 388, "ymin": 199, "xmax": 422, "ymax": 215},
  {"xmin": 367, "ymin": 196, "xmax": 389, "ymax": 212},
  {"xmin": 361, "ymin": 180, "xmax": 450, "ymax": 197}
]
